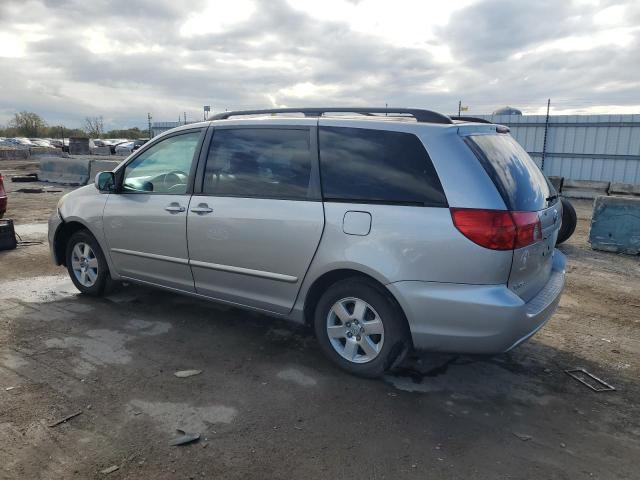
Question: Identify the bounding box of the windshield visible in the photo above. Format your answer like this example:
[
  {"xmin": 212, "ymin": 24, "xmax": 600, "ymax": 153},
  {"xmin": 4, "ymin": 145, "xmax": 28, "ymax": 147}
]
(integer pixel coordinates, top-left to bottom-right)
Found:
[{"xmin": 464, "ymin": 134, "xmax": 556, "ymax": 211}]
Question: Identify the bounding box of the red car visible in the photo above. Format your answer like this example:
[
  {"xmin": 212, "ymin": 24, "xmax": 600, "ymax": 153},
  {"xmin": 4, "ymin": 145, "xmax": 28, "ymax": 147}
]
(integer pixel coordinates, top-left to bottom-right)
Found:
[{"xmin": 0, "ymin": 173, "xmax": 7, "ymax": 218}]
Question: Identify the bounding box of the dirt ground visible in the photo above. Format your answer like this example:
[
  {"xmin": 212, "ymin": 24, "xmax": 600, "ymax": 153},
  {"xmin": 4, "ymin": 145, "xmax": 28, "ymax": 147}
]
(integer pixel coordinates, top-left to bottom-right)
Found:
[{"xmin": 1, "ymin": 159, "xmax": 639, "ymax": 479}]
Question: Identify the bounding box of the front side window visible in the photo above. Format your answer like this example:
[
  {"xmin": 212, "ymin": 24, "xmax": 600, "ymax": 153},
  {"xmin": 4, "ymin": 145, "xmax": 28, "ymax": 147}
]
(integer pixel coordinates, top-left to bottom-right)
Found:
[
  {"xmin": 203, "ymin": 128, "xmax": 313, "ymax": 199},
  {"xmin": 122, "ymin": 131, "xmax": 201, "ymax": 194},
  {"xmin": 319, "ymin": 127, "xmax": 447, "ymax": 206}
]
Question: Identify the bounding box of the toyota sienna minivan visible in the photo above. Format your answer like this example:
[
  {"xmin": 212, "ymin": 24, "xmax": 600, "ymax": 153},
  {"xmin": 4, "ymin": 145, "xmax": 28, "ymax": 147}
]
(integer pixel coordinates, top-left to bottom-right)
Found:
[{"xmin": 49, "ymin": 107, "xmax": 566, "ymax": 377}]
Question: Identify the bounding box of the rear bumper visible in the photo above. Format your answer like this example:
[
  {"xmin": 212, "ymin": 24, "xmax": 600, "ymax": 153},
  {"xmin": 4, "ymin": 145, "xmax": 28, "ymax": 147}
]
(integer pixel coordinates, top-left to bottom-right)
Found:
[{"xmin": 387, "ymin": 250, "xmax": 566, "ymax": 354}]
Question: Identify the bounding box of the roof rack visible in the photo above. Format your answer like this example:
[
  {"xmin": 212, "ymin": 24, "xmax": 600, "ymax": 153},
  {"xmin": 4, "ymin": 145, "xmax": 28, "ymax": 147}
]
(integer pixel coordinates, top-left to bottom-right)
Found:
[
  {"xmin": 450, "ymin": 116, "xmax": 492, "ymax": 124},
  {"xmin": 211, "ymin": 108, "xmax": 454, "ymax": 125}
]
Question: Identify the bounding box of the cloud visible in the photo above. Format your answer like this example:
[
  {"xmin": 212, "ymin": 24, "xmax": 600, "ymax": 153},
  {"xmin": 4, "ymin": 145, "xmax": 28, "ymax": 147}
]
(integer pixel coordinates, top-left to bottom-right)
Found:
[{"xmin": 0, "ymin": 0, "xmax": 638, "ymax": 129}]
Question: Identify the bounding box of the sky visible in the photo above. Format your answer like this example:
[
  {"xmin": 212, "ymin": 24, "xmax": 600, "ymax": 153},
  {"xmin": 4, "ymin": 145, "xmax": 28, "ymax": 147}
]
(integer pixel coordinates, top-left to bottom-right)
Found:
[{"xmin": 0, "ymin": 0, "xmax": 639, "ymax": 130}]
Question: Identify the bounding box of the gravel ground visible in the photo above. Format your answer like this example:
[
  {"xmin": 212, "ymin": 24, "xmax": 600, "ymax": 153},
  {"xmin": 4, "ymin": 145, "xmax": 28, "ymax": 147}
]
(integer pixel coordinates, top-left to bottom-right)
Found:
[{"xmin": 1, "ymin": 159, "xmax": 639, "ymax": 479}]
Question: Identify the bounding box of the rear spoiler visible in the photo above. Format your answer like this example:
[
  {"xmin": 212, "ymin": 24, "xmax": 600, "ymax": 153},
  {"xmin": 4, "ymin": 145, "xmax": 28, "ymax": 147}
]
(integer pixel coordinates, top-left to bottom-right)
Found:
[{"xmin": 451, "ymin": 116, "xmax": 510, "ymax": 134}]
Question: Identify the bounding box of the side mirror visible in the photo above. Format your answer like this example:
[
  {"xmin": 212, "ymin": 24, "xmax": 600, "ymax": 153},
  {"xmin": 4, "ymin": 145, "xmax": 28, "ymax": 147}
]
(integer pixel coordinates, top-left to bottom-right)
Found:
[{"xmin": 95, "ymin": 171, "xmax": 115, "ymax": 192}]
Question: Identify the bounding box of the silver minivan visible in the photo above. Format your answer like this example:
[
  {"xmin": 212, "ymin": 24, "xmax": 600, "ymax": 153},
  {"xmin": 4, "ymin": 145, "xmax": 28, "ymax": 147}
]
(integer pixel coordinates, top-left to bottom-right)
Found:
[{"xmin": 49, "ymin": 108, "xmax": 566, "ymax": 377}]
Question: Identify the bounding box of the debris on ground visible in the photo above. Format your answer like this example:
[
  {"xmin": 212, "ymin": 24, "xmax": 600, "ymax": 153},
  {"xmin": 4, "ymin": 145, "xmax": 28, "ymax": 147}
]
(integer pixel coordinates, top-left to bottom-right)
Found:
[
  {"xmin": 16, "ymin": 188, "xmax": 44, "ymax": 193},
  {"xmin": 512, "ymin": 432, "xmax": 532, "ymax": 441},
  {"xmin": 565, "ymin": 368, "xmax": 616, "ymax": 392},
  {"xmin": 15, "ymin": 187, "xmax": 62, "ymax": 194},
  {"xmin": 174, "ymin": 369, "xmax": 202, "ymax": 378},
  {"xmin": 5, "ymin": 386, "xmax": 17, "ymax": 391},
  {"xmin": 169, "ymin": 429, "xmax": 201, "ymax": 446},
  {"xmin": 100, "ymin": 465, "xmax": 119, "ymax": 474},
  {"xmin": 48, "ymin": 410, "xmax": 83, "ymax": 427},
  {"xmin": 11, "ymin": 173, "xmax": 38, "ymax": 182}
]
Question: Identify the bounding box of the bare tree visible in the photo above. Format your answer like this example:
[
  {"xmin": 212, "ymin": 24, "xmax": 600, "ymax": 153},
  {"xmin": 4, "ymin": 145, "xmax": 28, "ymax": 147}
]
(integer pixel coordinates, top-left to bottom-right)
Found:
[
  {"xmin": 84, "ymin": 116, "xmax": 104, "ymax": 138},
  {"xmin": 9, "ymin": 111, "xmax": 47, "ymax": 137}
]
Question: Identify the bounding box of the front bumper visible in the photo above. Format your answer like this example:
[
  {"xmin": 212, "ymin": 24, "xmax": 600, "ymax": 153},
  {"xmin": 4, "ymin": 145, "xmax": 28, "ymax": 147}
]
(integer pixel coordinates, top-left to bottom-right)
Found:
[
  {"xmin": 387, "ymin": 250, "xmax": 566, "ymax": 354},
  {"xmin": 48, "ymin": 209, "xmax": 63, "ymax": 264}
]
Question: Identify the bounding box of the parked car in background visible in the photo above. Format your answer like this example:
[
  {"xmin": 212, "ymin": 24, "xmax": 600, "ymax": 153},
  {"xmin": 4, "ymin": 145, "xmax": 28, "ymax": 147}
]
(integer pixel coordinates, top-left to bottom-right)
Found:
[
  {"xmin": 0, "ymin": 172, "xmax": 7, "ymax": 218},
  {"xmin": 49, "ymin": 107, "xmax": 566, "ymax": 378},
  {"xmin": 29, "ymin": 139, "xmax": 53, "ymax": 147},
  {"xmin": 133, "ymin": 138, "xmax": 149, "ymax": 150},
  {"xmin": 3, "ymin": 138, "xmax": 32, "ymax": 147},
  {"xmin": 114, "ymin": 141, "xmax": 135, "ymax": 155}
]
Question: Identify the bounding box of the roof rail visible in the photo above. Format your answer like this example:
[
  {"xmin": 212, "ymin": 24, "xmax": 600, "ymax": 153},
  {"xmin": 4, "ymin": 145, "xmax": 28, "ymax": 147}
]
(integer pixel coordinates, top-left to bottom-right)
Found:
[
  {"xmin": 450, "ymin": 116, "xmax": 492, "ymax": 124},
  {"xmin": 211, "ymin": 107, "xmax": 454, "ymax": 124}
]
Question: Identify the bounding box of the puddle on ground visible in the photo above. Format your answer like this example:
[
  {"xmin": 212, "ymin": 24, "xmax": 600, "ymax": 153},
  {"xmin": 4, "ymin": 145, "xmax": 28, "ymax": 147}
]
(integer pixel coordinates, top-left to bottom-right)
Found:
[
  {"xmin": 14, "ymin": 223, "xmax": 48, "ymax": 237},
  {"xmin": 0, "ymin": 351, "xmax": 30, "ymax": 370},
  {"xmin": 277, "ymin": 367, "xmax": 318, "ymax": 387},
  {"xmin": 45, "ymin": 329, "xmax": 133, "ymax": 376},
  {"xmin": 0, "ymin": 275, "xmax": 77, "ymax": 303},
  {"xmin": 44, "ymin": 319, "xmax": 172, "ymax": 376},
  {"xmin": 127, "ymin": 399, "xmax": 237, "ymax": 433}
]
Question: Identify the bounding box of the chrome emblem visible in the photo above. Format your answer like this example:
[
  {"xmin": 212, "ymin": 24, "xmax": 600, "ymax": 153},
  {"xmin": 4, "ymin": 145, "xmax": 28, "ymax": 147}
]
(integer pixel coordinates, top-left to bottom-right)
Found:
[{"xmin": 552, "ymin": 210, "xmax": 559, "ymax": 224}]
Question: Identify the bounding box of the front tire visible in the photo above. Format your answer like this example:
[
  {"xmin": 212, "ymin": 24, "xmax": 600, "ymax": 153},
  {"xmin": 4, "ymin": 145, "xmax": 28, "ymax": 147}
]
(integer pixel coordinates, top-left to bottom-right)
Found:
[
  {"xmin": 65, "ymin": 230, "xmax": 111, "ymax": 296},
  {"xmin": 314, "ymin": 278, "xmax": 410, "ymax": 378}
]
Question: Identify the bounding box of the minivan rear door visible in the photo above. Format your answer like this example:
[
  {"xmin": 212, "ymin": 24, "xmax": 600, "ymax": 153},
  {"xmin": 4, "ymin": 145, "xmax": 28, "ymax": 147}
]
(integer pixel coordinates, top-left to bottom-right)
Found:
[
  {"xmin": 463, "ymin": 132, "xmax": 561, "ymax": 301},
  {"xmin": 187, "ymin": 125, "xmax": 324, "ymax": 314}
]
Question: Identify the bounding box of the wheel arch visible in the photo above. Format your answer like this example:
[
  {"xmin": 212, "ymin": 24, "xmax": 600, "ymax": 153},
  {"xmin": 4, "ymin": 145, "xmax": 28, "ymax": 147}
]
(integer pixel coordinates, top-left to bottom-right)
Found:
[
  {"xmin": 302, "ymin": 268, "xmax": 412, "ymax": 344},
  {"xmin": 53, "ymin": 220, "xmax": 90, "ymax": 266},
  {"xmin": 53, "ymin": 219, "xmax": 112, "ymax": 274}
]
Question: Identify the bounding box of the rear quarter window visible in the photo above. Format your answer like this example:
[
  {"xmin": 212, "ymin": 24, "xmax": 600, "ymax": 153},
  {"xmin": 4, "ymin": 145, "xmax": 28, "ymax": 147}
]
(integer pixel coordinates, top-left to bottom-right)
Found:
[
  {"xmin": 464, "ymin": 134, "xmax": 556, "ymax": 212},
  {"xmin": 319, "ymin": 126, "xmax": 447, "ymax": 206}
]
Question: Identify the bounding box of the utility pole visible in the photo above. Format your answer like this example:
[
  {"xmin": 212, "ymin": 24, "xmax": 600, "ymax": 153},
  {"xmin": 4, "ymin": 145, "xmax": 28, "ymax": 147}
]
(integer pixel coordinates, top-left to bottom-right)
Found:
[
  {"xmin": 458, "ymin": 100, "xmax": 462, "ymax": 116},
  {"xmin": 541, "ymin": 98, "xmax": 551, "ymax": 172},
  {"xmin": 183, "ymin": 112, "xmax": 187, "ymax": 124},
  {"xmin": 147, "ymin": 112, "xmax": 152, "ymax": 139}
]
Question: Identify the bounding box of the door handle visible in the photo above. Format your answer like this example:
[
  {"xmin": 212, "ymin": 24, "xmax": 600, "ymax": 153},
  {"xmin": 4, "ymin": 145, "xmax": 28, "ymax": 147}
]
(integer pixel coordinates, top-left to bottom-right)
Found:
[
  {"xmin": 190, "ymin": 203, "xmax": 213, "ymax": 214},
  {"xmin": 165, "ymin": 203, "xmax": 186, "ymax": 213}
]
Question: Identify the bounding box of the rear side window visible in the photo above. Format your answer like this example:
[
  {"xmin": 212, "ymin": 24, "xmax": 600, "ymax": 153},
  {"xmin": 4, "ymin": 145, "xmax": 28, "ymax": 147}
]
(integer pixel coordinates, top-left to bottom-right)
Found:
[
  {"xmin": 319, "ymin": 127, "xmax": 447, "ymax": 206},
  {"xmin": 203, "ymin": 128, "xmax": 314, "ymax": 200},
  {"xmin": 465, "ymin": 134, "xmax": 556, "ymax": 212}
]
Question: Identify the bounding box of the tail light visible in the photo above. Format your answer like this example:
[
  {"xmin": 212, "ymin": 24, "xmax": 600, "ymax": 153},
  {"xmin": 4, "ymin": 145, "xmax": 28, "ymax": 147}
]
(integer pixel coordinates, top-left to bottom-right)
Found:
[{"xmin": 450, "ymin": 208, "xmax": 541, "ymax": 250}]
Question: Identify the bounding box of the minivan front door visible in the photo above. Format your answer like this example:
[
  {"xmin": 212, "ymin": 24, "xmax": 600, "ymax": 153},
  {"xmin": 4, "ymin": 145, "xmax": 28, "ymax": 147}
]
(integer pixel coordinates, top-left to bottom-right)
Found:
[
  {"xmin": 187, "ymin": 126, "xmax": 324, "ymax": 314},
  {"xmin": 103, "ymin": 129, "xmax": 204, "ymax": 291}
]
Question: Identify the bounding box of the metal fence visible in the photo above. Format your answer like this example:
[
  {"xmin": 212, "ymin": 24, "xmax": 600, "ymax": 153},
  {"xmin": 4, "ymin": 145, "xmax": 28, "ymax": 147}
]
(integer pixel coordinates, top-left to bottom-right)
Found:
[{"xmin": 477, "ymin": 114, "xmax": 640, "ymax": 184}]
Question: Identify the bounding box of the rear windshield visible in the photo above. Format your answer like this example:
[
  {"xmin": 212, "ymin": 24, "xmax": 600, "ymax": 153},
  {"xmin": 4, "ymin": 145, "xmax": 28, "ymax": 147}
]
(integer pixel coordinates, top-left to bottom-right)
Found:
[{"xmin": 464, "ymin": 134, "xmax": 556, "ymax": 211}]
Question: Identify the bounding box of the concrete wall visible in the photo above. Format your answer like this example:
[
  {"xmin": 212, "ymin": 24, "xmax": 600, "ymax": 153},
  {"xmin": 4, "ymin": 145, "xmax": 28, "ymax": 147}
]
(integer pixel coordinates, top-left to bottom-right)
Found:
[
  {"xmin": 88, "ymin": 159, "xmax": 122, "ymax": 183},
  {"xmin": 0, "ymin": 149, "xmax": 30, "ymax": 160},
  {"xmin": 589, "ymin": 196, "xmax": 640, "ymax": 254},
  {"xmin": 475, "ymin": 114, "xmax": 640, "ymax": 185},
  {"xmin": 39, "ymin": 155, "xmax": 119, "ymax": 185}
]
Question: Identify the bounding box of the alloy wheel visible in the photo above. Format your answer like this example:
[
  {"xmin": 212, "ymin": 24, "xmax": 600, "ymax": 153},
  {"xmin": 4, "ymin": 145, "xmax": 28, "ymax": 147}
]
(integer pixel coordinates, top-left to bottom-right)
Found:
[
  {"xmin": 70, "ymin": 242, "xmax": 99, "ymax": 287},
  {"xmin": 326, "ymin": 297, "xmax": 385, "ymax": 363}
]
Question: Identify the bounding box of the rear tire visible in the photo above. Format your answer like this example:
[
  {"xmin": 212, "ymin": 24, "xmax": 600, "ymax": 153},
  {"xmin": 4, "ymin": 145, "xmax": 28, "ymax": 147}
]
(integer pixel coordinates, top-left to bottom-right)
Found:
[
  {"xmin": 314, "ymin": 278, "xmax": 411, "ymax": 378},
  {"xmin": 65, "ymin": 230, "xmax": 111, "ymax": 296},
  {"xmin": 556, "ymin": 197, "xmax": 577, "ymax": 245}
]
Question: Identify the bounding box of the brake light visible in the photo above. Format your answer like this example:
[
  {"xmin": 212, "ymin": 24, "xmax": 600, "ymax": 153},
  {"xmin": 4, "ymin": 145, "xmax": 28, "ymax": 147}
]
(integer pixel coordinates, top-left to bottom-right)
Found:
[
  {"xmin": 450, "ymin": 208, "xmax": 541, "ymax": 250},
  {"xmin": 511, "ymin": 211, "xmax": 542, "ymax": 248}
]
